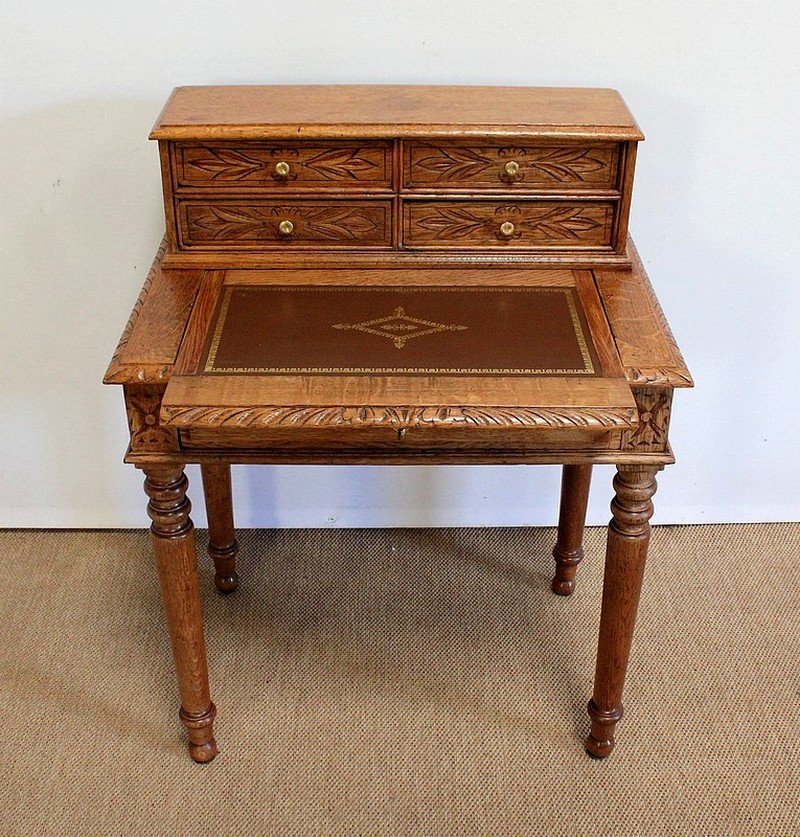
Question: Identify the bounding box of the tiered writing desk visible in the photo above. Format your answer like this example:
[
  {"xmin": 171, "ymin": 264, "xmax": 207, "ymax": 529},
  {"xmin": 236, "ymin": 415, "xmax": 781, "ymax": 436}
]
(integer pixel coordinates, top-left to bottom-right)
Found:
[{"xmin": 105, "ymin": 86, "xmax": 692, "ymax": 762}]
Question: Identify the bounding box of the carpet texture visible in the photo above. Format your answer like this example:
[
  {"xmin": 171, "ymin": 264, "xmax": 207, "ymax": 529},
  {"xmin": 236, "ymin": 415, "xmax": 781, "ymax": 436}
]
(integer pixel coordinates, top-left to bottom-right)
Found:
[{"xmin": 1, "ymin": 524, "xmax": 798, "ymax": 835}]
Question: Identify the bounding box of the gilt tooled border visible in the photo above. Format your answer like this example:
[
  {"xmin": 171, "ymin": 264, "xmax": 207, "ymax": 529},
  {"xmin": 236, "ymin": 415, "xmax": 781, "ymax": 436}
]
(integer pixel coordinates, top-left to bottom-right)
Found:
[
  {"xmin": 160, "ymin": 404, "xmax": 637, "ymax": 430},
  {"xmin": 204, "ymin": 286, "xmax": 595, "ymax": 376}
]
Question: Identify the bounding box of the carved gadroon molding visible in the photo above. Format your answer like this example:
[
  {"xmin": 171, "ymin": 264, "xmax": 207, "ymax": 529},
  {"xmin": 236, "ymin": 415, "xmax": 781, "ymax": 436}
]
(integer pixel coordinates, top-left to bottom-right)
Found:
[{"xmin": 161, "ymin": 404, "xmax": 639, "ymax": 430}]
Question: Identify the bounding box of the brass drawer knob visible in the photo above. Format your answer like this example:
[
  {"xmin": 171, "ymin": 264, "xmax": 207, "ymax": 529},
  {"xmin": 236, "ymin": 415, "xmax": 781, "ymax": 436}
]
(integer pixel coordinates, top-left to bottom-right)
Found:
[
  {"xmin": 503, "ymin": 160, "xmax": 520, "ymax": 178},
  {"xmin": 278, "ymin": 219, "xmax": 294, "ymax": 235},
  {"xmin": 274, "ymin": 161, "xmax": 291, "ymax": 177},
  {"xmin": 499, "ymin": 221, "xmax": 516, "ymax": 238}
]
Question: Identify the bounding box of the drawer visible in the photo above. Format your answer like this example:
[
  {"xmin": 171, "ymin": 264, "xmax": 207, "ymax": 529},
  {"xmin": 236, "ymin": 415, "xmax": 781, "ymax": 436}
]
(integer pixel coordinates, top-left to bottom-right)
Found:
[
  {"xmin": 177, "ymin": 199, "xmax": 393, "ymax": 250},
  {"xmin": 174, "ymin": 141, "xmax": 392, "ymax": 190},
  {"xmin": 179, "ymin": 426, "xmax": 622, "ymax": 455},
  {"xmin": 403, "ymin": 200, "xmax": 615, "ymax": 249},
  {"xmin": 404, "ymin": 142, "xmax": 619, "ymax": 190}
]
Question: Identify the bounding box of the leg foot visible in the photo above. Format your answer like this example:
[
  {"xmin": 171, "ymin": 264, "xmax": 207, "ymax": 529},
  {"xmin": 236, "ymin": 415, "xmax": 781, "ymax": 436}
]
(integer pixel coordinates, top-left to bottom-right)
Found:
[
  {"xmin": 585, "ymin": 699, "xmax": 622, "ymax": 758},
  {"xmin": 201, "ymin": 463, "xmax": 239, "ymax": 594},
  {"xmin": 144, "ymin": 466, "xmax": 218, "ymax": 763},
  {"xmin": 552, "ymin": 464, "xmax": 592, "ymax": 595},
  {"xmin": 584, "ymin": 465, "xmax": 658, "ymax": 757},
  {"xmin": 209, "ymin": 541, "xmax": 239, "ymax": 594},
  {"xmin": 181, "ymin": 704, "xmax": 218, "ymax": 763},
  {"xmin": 552, "ymin": 577, "xmax": 576, "ymax": 596}
]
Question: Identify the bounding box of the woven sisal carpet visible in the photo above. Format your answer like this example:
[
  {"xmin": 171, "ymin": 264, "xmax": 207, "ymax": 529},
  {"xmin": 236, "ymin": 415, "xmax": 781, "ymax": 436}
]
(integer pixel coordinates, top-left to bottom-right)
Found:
[{"xmin": 1, "ymin": 525, "xmax": 798, "ymax": 835}]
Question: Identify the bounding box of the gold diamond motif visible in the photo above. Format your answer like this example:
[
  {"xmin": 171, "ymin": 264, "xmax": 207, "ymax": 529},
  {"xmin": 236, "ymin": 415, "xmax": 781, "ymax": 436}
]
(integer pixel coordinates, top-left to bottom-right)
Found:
[{"xmin": 332, "ymin": 305, "xmax": 468, "ymax": 349}]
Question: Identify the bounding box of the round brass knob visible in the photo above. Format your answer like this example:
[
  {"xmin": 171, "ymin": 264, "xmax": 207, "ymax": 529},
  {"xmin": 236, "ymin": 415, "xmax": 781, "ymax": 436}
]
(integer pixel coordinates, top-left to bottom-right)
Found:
[
  {"xmin": 499, "ymin": 221, "xmax": 515, "ymax": 238},
  {"xmin": 278, "ymin": 219, "xmax": 294, "ymax": 235},
  {"xmin": 504, "ymin": 160, "xmax": 520, "ymax": 178},
  {"xmin": 274, "ymin": 161, "xmax": 291, "ymax": 177}
]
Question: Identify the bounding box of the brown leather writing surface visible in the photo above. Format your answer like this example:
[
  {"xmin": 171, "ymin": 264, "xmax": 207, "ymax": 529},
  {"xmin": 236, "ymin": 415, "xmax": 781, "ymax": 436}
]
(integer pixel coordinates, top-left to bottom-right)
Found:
[{"xmin": 201, "ymin": 285, "xmax": 600, "ymax": 376}]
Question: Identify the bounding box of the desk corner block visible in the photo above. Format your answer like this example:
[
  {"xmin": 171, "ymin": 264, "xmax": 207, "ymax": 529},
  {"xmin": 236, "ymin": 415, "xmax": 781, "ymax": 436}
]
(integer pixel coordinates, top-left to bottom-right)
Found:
[{"xmin": 124, "ymin": 383, "xmax": 179, "ymax": 454}]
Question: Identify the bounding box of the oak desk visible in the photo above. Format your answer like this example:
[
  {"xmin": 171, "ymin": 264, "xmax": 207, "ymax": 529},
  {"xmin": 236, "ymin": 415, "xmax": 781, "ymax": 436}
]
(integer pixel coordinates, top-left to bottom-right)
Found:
[{"xmin": 104, "ymin": 86, "xmax": 692, "ymax": 763}]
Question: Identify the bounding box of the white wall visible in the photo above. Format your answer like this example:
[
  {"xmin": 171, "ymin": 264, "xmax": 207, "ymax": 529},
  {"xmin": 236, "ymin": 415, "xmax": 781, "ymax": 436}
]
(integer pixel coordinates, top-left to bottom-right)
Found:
[{"xmin": 2, "ymin": 1, "xmax": 799, "ymax": 528}]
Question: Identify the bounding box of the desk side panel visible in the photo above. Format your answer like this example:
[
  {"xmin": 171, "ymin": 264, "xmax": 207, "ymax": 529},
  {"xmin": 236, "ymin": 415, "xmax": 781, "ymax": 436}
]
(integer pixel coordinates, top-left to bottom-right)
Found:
[
  {"xmin": 104, "ymin": 240, "xmax": 201, "ymax": 384},
  {"xmin": 594, "ymin": 240, "xmax": 693, "ymax": 388}
]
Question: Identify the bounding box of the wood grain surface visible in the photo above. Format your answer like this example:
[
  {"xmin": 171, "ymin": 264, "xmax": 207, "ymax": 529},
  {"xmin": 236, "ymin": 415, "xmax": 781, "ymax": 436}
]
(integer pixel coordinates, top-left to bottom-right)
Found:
[{"xmin": 151, "ymin": 86, "xmax": 644, "ymax": 141}]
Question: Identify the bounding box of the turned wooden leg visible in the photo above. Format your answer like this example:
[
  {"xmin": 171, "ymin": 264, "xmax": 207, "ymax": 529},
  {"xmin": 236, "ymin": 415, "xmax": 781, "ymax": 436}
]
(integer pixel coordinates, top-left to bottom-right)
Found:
[
  {"xmin": 585, "ymin": 465, "xmax": 658, "ymax": 758},
  {"xmin": 144, "ymin": 466, "xmax": 217, "ymax": 764},
  {"xmin": 201, "ymin": 463, "xmax": 239, "ymax": 594},
  {"xmin": 552, "ymin": 464, "xmax": 593, "ymax": 595}
]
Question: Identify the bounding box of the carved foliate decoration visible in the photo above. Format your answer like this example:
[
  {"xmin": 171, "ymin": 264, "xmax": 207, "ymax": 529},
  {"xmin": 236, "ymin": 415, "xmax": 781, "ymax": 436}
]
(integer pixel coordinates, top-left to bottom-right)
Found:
[
  {"xmin": 622, "ymin": 387, "xmax": 673, "ymax": 452},
  {"xmin": 303, "ymin": 148, "xmax": 381, "ymax": 180},
  {"xmin": 183, "ymin": 202, "xmax": 390, "ymax": 245},
  {"xmin": 410, "ymin": 145, "xmax": 617, "ymax": 186},
  {"xmin": 160, "ymin": 404, "xmax": 638, "ymax": 431},
  {"xmin": 406, "ymin": 202, "xmax": 613, "ymax": 247},
  {"xmin": 125, "ymin": 385, "xmax": 179, "ymax": 452},
  {"xmin": 179, "ymin": 144, "xmax": 389, "ymax": 185}
]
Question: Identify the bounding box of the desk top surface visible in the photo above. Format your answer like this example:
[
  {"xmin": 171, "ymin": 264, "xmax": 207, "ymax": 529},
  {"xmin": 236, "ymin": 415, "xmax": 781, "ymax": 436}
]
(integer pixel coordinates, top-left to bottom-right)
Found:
[
  {"xmin": 151, "ymin": 85, "xmax": 644, "ymax": 141},
  {"xmin": 104, "ymin": 239, "xmax": 692, "ymax": 396}
]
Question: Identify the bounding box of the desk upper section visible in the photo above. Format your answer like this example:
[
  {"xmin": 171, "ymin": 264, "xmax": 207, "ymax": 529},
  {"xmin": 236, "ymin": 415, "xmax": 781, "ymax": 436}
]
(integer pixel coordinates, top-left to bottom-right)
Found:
[
  {"xmin": 151, "ymin": 86, "xmax": 644, "ymax": 142},
  {"xmin": 151, "ymin": 86, "xmax": 643, "ymax": 269}
]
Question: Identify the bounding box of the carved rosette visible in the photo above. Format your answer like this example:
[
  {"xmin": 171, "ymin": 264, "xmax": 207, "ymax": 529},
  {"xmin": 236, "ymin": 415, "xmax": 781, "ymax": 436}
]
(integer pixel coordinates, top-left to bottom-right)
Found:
[
  {"xmin": 125, "ymin": 384, "xmax": 179, "ymax": 452},
  {"xmin": 622, "ymin": 387, "xmax": 673, "ymax": 453}
]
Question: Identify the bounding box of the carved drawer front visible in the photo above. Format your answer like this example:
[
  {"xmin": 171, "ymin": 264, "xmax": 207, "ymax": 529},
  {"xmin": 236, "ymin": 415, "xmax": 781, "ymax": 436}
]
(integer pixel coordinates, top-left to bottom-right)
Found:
[
  {"xmin": 174, "ymin": 141, "xmax": 392, "ymax": 190},
  {"xmin": 404, "ymin": 200, "xmax": 615, "ymax": 249},
  {"xmin": 404, "ymin": 143, "xmax": 619, "ymax": 190},
  {"xmin": 177, "ymin": 199, "xmax": 393, "ymax": 250}
]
